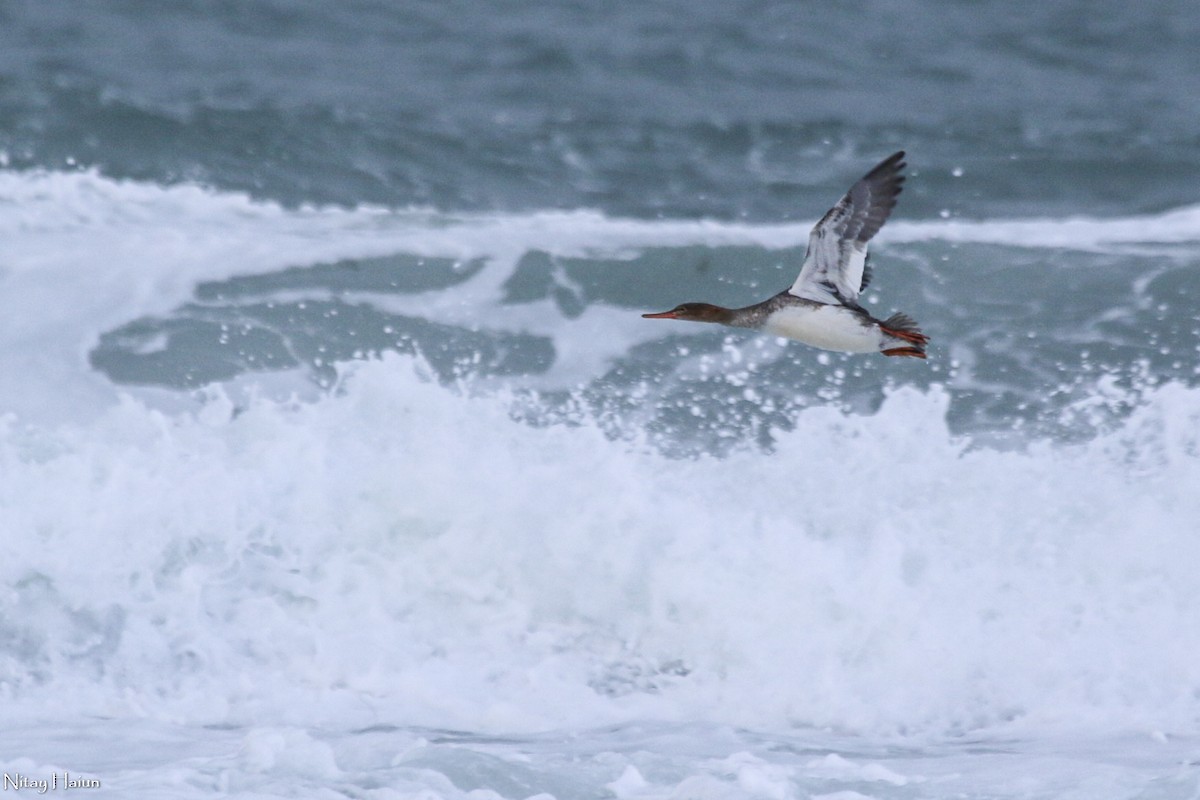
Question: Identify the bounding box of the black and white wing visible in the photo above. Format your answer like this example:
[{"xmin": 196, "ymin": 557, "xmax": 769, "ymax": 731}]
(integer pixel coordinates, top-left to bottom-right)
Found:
[{"xmin": 788, "ymin": 151, "xmax": 906, "ymax": 306}]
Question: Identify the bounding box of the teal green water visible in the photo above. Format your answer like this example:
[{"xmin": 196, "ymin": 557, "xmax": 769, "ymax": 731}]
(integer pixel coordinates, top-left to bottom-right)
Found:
[
  {"xmin": 5, "ymin": 6, "xmax": 1200, "ymax": 797},
  {"xmin": 4, "ymin": 1, "xmax": 1200, "ymax": 450}
]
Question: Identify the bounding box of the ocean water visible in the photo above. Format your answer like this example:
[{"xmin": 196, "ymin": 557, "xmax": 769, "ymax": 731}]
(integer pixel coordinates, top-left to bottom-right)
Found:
[{"xmin": 3, "ymin": 1, "xmax": 1200, "ymax": 797}]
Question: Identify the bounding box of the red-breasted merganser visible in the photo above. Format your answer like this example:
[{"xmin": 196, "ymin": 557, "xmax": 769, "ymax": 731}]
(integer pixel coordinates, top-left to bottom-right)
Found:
[{"xmin": 643, "ymin": 151, "xmax": 929, "ymax": 358}]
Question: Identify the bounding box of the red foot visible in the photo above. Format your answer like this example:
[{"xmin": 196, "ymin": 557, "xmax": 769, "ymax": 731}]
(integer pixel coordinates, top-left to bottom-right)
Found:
[
  {"xmin": 880, "ymin": 325, "xmax": 930, "ymax": 346},
  {"xmin": 882, "ymin": 347, "xmax": 927, "ymax": 359}
]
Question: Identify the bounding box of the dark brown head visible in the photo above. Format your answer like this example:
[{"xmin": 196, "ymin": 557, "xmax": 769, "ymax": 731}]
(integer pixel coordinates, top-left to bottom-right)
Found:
[{"xmin": 641, "ymin": 302, "xmax": 734, "ymax": 324}]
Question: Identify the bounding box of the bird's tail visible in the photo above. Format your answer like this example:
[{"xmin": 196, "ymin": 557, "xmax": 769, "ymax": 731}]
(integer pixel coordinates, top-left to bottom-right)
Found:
[{"xmin": 879, "ymin": 312, "xmax": 929, "ymax": 358}]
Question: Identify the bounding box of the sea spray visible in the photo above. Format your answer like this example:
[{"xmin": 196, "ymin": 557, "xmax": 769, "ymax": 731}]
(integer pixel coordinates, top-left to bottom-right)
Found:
[{"xmin": 3, "ymin": 356, "xmax": 1200, "ymax": 737}]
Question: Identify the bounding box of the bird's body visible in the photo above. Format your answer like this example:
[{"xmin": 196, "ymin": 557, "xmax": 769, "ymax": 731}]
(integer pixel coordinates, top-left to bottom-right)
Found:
[
  {"xmin": 755, "ymin": 295, "xmax": 891, "ymax": 352},
  {"xmin": 643, "ymin": 151, "xmax": 929, "ymax": 359}
]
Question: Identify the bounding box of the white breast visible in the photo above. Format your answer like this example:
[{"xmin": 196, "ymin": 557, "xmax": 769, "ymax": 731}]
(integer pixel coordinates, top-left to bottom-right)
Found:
[{"xmin": 760, "ymin": 304, "xmax": 882, "ymax": 353}]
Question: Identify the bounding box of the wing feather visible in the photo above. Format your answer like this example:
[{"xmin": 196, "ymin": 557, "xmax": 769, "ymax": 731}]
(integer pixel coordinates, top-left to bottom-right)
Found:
[{"xmin": 788, "ymin": 151, "xmax": 906, "ymax": 306}]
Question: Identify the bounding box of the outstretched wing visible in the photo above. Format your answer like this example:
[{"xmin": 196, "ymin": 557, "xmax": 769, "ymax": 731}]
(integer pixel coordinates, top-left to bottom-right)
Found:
[{"xmin": 788, "ymin": 151, "xmax": 906, "ymax": 306}]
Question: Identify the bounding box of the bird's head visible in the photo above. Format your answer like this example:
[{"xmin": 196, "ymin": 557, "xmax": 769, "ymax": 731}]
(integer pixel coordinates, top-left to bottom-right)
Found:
[{"xmin": 641, "ymin": 302, "xmax": 733, "ymax": 324}]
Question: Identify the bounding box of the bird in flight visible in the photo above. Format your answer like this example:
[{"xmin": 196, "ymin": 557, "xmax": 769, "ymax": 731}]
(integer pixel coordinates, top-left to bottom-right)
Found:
[{"xmin": 643, "ymin": 151, "xmax": 928, "ymax": 359}]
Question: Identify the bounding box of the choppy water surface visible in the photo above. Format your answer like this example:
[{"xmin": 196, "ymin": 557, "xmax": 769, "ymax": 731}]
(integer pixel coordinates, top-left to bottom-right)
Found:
[{"xmin": 3, "ymin": 2, "xmax": 1200, "ymax": 797}]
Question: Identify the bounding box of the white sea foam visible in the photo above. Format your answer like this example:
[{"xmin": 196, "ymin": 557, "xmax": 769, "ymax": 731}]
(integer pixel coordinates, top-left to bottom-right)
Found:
[
  {"xmin": 5, "ymin": 169, "xmax": 1198, "ymax": 281},
  {"xmin": 889, "ymin": 205, "xmax": 1200, "ymax": 250},
  {"xmin": 4, "ymin": 170, "xmax": 1200, "ymax": 794},
  {"xmin": 4, "ymin": 170, "xmax": 1200, "ymax": 732},
  {"xmin": 4, "ymin": 168, "xmax": 1199, "ymax": 423},
  {"xmin": 3, "ymin": 353, "xmax": 1200, "ymax": 739}
]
